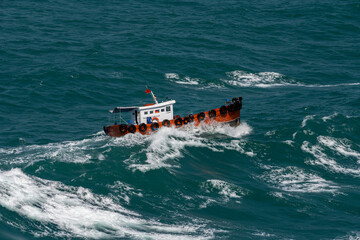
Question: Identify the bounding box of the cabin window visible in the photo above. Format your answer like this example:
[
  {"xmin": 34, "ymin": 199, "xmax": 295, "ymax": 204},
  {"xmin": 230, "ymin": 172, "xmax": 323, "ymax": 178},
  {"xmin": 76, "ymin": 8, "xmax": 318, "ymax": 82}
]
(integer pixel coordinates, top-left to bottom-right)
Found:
[
  {"xmin": 144, "ymin": 112, "xmax": 148, "ymax": 115},
  {"xmin": 150, "ymin": 111, "xmax": 153, "ymax": 114},
  {"xmin": 166, "ymin": 106, "xmax": 171, "ymax": 111},
  {"xmin": 161, "ymin": 108, "xmax": 165, "ymax": 112}
]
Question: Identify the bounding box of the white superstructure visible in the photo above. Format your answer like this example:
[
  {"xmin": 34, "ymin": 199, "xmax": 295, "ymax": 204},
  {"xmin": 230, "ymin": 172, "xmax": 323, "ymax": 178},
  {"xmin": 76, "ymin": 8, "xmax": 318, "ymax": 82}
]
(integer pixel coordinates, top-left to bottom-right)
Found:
[{"xmin": 109, "ymin": 90, "xmax": 176, "ymax": 125}]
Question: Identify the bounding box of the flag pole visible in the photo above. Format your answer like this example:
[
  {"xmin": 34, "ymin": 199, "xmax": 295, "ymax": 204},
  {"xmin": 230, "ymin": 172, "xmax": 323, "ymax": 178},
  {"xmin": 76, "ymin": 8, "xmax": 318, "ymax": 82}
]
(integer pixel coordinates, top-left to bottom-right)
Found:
[{"xmin": 145, "ymin": 86, "xmax": 158, "ymax": 104}]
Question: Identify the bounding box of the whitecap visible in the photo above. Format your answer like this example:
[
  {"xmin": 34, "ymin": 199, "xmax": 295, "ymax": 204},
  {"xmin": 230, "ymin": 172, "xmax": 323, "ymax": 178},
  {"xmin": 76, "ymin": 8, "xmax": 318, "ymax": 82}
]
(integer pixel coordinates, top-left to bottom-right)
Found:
[
  {"xmin": 0, "ymin": 133, "xmax": 110, "ymax": 166},
  {"xmin": 199, "ymin": 179, "xmax": 246, "ymax": 208},
  {"xmin": 318, "ymin": 136, "xmax": 360, "ymax": 160},
  {"xmin": 224, "ymin": 70, "xmax": 360, "ymax": 88},
  {"xmin": 128, "ymin": 122, "xmax": 253, "ymax": 172},
  {"xmin": 262, "ymin": 166, "xmax": 338, "ymax": 193},
  {"xmin": 202, "ymin": 179, "xmax": 244, "ymax": 199},
  {"xmin": 165, "ymin": 73, "xmax": 200, "ymax": 85},
  {"xmin": 322, "ymin": 112, "xmax": 338, "ymax": 122},
  {"xmin": 0, "ymin": 169, "xmax": 213, "ymax": 239},
  {"xmin": 301, "ymin": 115, "xmax": 315, "ymax": 128},
  {"xmin": 301, "ymin": 141, "xmax": 360, "ymax": 176},
  {"xmin": 223, "ymin": 70, "xmax": 293, "ymax": 88}
]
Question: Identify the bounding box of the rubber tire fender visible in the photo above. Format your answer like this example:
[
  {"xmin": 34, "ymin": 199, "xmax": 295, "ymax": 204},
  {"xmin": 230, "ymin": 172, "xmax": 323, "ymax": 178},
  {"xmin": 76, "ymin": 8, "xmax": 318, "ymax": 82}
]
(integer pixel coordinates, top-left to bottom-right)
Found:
[
  {"xmin": 209, "ymin": 109, "xmax": 216, "ymax": 118},
  {"xmin": 162, "ymin": 119, "xmax": 170, "ymax": 127},
  {"xmin": 188, "ymin": 114, "xmax": 194, "ymax": 122},
  {"xmin": 139, "ymin": 123, "xmax": 147, "ymax": 132},
  {"xmin": 151, "ymin": 122, "xmax": 159, "ymax": 131},
  {"xmin": 119, "ymin": 124, "xmax": 128, "ymax": 133},
  {"xmin": 197, "ymin": 112, "xmax": 205, "ymax": 121},
  {"xmin": 128, "ymin": 125, "xmax": 136, "ymax": 133},
  {"xmin": 220, "ymin": 105, "xmax": 227, "ymax": 115},
  {"xmin": 183, "ymin": 117, "xmax": 189, "ymax": 125},
  {"xmin": 175, "ymin": 117, "xmax": 183, "ymax": 126}
]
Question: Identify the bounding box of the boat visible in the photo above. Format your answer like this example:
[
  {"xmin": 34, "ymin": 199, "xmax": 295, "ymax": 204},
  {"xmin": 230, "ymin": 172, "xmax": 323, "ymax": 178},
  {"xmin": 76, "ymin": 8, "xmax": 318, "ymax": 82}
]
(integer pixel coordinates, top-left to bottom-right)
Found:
[{"xmin": 103, "ymin": 88, "xmax": 242, "ymax": 137}]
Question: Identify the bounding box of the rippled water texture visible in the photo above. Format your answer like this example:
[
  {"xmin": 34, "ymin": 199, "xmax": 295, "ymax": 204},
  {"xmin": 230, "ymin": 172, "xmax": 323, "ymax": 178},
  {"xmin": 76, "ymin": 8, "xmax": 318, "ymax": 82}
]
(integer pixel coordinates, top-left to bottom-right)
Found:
[{"xmin": 1, "ymin": 0, "xmax": 360, "ymax": 239}]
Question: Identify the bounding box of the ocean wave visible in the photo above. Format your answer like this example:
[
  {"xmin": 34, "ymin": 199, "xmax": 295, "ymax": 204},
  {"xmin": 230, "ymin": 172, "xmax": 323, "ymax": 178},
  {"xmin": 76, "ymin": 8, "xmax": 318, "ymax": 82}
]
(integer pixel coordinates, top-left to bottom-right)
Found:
[
  {"xmin": 165, "ymin": 71, "xmax": 360, "ymax": 89},
  {"xmin": 0, "ymin": 133, "xmax": 109, "ymax": 166},
  {"xmin": 301, "ymin": 115, "xmax": 316, "ymax": 128},
  {"xmin": 322, "ymin": 112, "xmax": 338, "ymax": 122},
  {"xmin": 202, "ymin": 179, "xmax": 245, "ymax": 199},
  {"xmin": 198, "ymin": 179, "xmax": 246, "ymax": 208},
  {"xmin": 164, "ymin": 73, "xmax": 223, "ymax": 88},
  {"xmin": 0, "ymin": 169, "xmax": 213, "ymax": 239},
  {"xmin": 128, "ymin": 122, "xmax": 253, "ymax": 172},
  {"xmin": 318, "ymin": 136, "xmax": 360, "ymax": 161},
  {"xmin": 262, "ymin": 166, "xmax": 338, "ymax": 193},
  {"xmin": 223, "ymin": 70, "xmax": 292, "ymax": 88},
  {"xmin": 1, "ymin": 122, "xmax": 252, "ymax": 173},
  {"xmin": 223, "ymin": 70, "xmax": 360, "ymax": 88},
  {"xmin": 301, "ymin": 141, "xmax": 360, "ymax": 177},
  {"xmin": 165, "ymin": 73, "xmax": 201, "ymax": 85},
  {"xmin": 335, "ymin": 231, "xmax": 360, "ymax": 240}
]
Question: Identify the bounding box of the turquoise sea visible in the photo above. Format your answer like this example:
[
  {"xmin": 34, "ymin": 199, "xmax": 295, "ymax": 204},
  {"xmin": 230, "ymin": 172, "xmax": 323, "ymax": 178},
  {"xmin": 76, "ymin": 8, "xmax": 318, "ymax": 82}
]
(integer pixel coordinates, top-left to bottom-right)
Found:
[{"xmin": 1, "ymin": 1, "xmax": 360, "ymax": 239}]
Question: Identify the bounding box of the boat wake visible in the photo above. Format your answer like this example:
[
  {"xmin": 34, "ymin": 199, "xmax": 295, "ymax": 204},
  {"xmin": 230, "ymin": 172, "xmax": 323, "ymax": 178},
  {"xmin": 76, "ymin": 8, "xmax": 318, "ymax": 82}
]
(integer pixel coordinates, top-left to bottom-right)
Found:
[
  {"xmin": 127, "ymin": 122, "xmax": 253, "ymax": 172},
  {"xmin": 0, "ymin": 122, "xmax": 253, "ymax": 173}
]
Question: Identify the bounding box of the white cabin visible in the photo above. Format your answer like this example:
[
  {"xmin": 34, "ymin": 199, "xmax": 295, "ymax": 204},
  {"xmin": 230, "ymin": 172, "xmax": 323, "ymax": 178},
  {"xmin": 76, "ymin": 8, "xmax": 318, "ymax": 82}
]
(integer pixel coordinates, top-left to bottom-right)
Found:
[
  {"xmin": 110, "ymin": 99, "xmax": 176, "ymax": 125},
  {"xmin": 136, "ymin": 100, "xmax": 175, "ymax": 124}
]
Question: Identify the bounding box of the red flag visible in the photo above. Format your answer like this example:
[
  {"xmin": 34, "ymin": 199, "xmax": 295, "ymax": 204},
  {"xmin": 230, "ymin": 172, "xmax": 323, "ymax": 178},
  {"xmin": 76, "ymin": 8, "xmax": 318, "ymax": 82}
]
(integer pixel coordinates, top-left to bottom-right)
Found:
[{"xmin": 145, "ymin": 88, "xmax": 151, "ymax": 94}]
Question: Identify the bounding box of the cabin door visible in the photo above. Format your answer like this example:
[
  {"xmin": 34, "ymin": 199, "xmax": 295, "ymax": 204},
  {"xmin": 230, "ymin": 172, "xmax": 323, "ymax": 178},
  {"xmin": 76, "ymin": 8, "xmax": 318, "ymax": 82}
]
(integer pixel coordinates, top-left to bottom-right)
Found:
[{"xmin": 135, "ymin": 111, "xmax": 138, "ymax": 125}]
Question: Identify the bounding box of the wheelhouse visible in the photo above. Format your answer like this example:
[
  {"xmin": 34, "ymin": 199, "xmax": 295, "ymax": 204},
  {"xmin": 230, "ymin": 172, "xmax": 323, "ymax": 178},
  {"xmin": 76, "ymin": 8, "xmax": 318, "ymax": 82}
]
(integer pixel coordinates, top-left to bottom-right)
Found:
[{"xmin": 109, "ymin": 100, "xmax": 176, "ymax": 125}]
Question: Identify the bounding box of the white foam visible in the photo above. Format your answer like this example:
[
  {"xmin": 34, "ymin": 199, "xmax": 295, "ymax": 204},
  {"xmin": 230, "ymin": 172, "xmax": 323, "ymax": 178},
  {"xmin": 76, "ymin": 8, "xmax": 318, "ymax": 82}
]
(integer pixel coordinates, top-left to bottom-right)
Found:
[
  {"xmin": 262, "ymin": 166, "xmax": 338, "ymax": 193},
  {"xmin": 224, "ymin": 70, "xmax": 360, "ymax": 88},
  {"xmin": 165, "ymin": 73, "xmax": 200, "ymax": 85},
  {"xmin": 202, "ymin": 179, "xmax": 244, "ymax": 199},
  {"xmin": 335, "ymin": 231, "xmax": 360, "ymax": 240},
  {"xmin": 128, "ymin": 122, "xmax": 253, "ymax": 172},
  {"xmin": 265, "ymin": 130, "xmax": 276, "ymax": 136},
  {"xmin": 305, "ymin": 83, "xmax": 360, "ymax": 88},
  {"xmin": 301, "ymin": 115, "xmax": 315, "ymax": 128},
  {"xmin": 164, "ymin": 73, "xmax": 224, "ymax": 88},
  {"xmin": 252, "ymin": 231, "xmax": 275, "ymax": 237},
  {"xmin": 165, "ymin": 73, "xmax": 180, "ymax": 80},
  {"xmin": 1, "ymin": 123, "xmax": 252, "ymax": 173},
  {"xmin": 129, "ymin": 127, "xmax": 207, "ymax": 172},
  {"xmin": 318, "ymin": 136, "xmax": 360, "ymax": 160},
  {"xmin": 107, "ymin": 181, "xmax": 143, "ymax": 204},
  {"xmin": 322, "ymin": 112, "xmax": 338, "ymax": 122},
  {"xmin": 283, "ymin": 140, "xmax": 295, "ymax": 146},
  {"xmin": 0, "ymin": 169, "xmax": 213, "ymax": 239},
  {"xmin": 0, "ymin": 133, "xmax": 109, "ymax": 166},
  {"xmin": 301, "ymin": 141, "xmax": 360, "ymax": 176},
  {"xmin": 224, "ymin": 70, "xmax": 293, "ymax": 88},
  {"xmin": 199, "ymin": 179, "xmax": 246, "ymax": 208}
]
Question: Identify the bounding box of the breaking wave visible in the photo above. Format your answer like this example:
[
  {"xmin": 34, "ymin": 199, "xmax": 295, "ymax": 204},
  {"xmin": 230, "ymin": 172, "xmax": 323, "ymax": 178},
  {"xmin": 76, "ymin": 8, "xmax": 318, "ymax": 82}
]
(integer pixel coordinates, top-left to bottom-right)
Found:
[
  {"xmin": 223, "ymin": 71, "xmax": 294, "ymax": 88},
  {"xmin": 128, "ymin": 122, "xmax": 253, "ymax": 172},
  {"xmin": 262, "ymin": 166, "xmax": 338, "ymax": 193},
  {"xmin": 301, "ymin": 140, "xmax": 360, "ymax": 177},
  {"xmin": 201, "ymin": 179, "xmax": 245, "ymax": 200},
  {"xmin": 0, "ymin": 122, "xmax": 253, "ymax": 173},
  {"xmin": 165, "ymin": 70, "xmax": 360, "ymax": 89},
  {"xmin": 165, "ymin": 73, "xmax": 200, "ymax": 85},
  {"xmin": 0, "ymin": 168, "xmax": 213, "ymax": 239}
]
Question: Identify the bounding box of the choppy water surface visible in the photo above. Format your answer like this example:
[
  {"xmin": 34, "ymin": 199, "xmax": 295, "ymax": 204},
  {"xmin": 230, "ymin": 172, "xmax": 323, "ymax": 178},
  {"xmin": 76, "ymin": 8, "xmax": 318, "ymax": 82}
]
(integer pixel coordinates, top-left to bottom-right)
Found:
[{"xmin": 1, "ymin": 1, "xmax": 360, "ymax": 239}]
